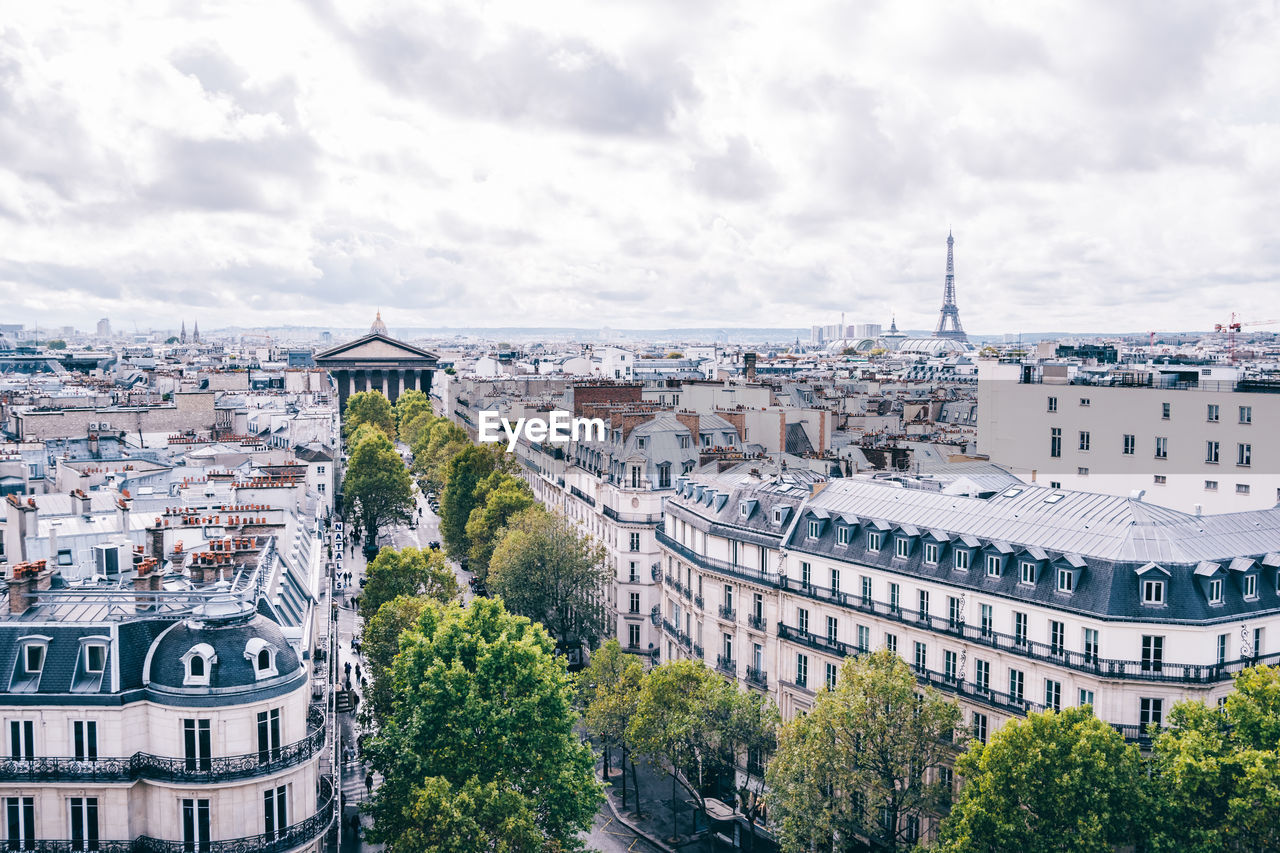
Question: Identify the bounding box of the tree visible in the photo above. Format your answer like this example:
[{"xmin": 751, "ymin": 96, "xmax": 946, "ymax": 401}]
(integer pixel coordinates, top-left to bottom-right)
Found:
[
  {"xmin": 341, "ymin": 429, "xmax": 413, "ymax": 542},
  {"xmin": 438, "ymin": 444, "xmax": 502, "ymax": 559},
  {"xmin": 165, "ymin": 336, "xmax": 179, "ymax": 344},
  {"xmin": 767, "ymin": 651, "xmax": 961, "ymax": 853},
  {"xmin": 365, "ymin": 598, "xmax": 602, "ymax": 853},
  {"xmin": 936, "ymin": 706, "xmax": 1146, "ymax": 853},
  {"xmin": 579, "ymin": 640, "xmax": 646, "ymax": 813},
  {"xmin": 464, "ymin": 474, "xmax": 534, "ymax": 580},
  {"xmin": 1147, "ymin": 664, "xmax": 1280, "ymax": 852},
  {"xmin": 394, "ymin": 389, "xmax": 432, "ymax": 440},
  {"xmin": 361, "ymin": 546, "xmax": 459, "ymax": 619},
  {"xmin": 487, "ymin": 506, "xmax": 611, "ymax": 647},
  {"xmin": 628, "ymin": 659, "xmax": 756, "ymax": 841},
  {"xmin": 729, "ymin": 689, "xmax": 780, "ymax": 847},
  {"xmin": 399, "ymin": 411, "xmax": 437, "ymax": 451},
  {"xmin": 343, "ymin": 390, "xmax": 395, "ymax": 442},
  {"xmin": 46, "ymin": 339, "xmax": 67, "ymax": 349},
  {"xmin": 360, "ymin": 594, "xmax": 435, "ymax": 724},
  {"xmin": 411, "ymin": 418, "xmax": 471, "ymax": 491}
]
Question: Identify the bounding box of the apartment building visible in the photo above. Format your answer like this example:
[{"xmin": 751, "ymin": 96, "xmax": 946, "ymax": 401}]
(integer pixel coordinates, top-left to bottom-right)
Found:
[
  {"xmin": 658, "ymin": 469, "xmax": 1280, "ymax": 839},
  {"xmin": 978, "ymin": 359, "xmax": 1280, "ymax": 513}
]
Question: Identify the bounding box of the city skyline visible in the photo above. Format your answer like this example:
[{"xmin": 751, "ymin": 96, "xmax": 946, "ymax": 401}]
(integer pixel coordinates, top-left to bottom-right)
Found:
[{"xmin": 2, "ymin": 1, "xmax": 1278, "ymax": 332}]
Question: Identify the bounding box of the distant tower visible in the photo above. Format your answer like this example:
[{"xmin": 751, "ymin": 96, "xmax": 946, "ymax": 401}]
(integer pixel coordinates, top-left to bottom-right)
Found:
[
  {"xmin": 370, "ymin": 311, "xmax": 389, "ymax": 335},
  {"xmin": 933, "ymin": 230, "xmax": 968, "ymax": 342},
  {"xmin": 193, "ymin": 320, "xmax": 200, "ymax": 343},
  {"xmin": 180, "ymin": 321, "xmax": 187, "ymax": 344}
]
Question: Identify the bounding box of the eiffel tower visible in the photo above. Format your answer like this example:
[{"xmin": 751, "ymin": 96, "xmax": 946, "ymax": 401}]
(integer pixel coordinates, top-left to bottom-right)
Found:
[{"xmin": 933, "ymin": 230, "xmax": 968, "ymax": 342}]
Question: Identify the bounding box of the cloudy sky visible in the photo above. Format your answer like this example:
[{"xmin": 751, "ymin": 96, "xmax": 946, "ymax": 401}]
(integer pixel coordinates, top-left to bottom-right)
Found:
[{"xmin": 2, "ymin": 0, "xmax": 1278, "ymax": 334}]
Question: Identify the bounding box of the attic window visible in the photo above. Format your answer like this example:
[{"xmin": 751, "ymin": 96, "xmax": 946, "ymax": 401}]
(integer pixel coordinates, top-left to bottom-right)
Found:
[
  {"xmin": 23, "ymin": 645, "xmax": 45, "ymax": 676},
  {"xmin": 182, "ymin": 643, "xmax": 217, "ymax": 687},
  {"xmin": 85, "ymin": 644, "xmax": 106, "ymax": 674},
  {"xmin": 245, "ymin": 638, "xmax": 279, "ymax": 679},
  {"xmin": 807, "ymin": 520, "xmax": 821, "ymax": 538},
  {"xmin": 837, "ymin": 526, "xmax": 850, "ymax": 546},
  {"xmin": 1142, "ymin": 579, "xmax": 1165, "ymax": 606},
  {"xmin": 772, "ymin": 507, "xmax": 783, "ymax": 525}
]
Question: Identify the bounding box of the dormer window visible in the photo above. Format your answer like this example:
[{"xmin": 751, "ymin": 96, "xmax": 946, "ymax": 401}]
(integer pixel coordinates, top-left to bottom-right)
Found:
[
  {"xmin": 954, "ymin": 550, "xmax": 970, "ymax": 571},
  {"xmin": 924, "ymin": 543, "xmax": 939, "ymax": 565},
  {"xmin": 986, "ymin": 555, "xmax": 1002, "ymax": 577},
  {"xmin": 867, "ymin": 532, "xmax": 882, "ymax": 552},
  {"xmin": 1142, "ymin": 579, "xmax": 1165, "ymax": 605},
  {"xmin": 895, "ymin": 537, "xmax": 911, "ymax": 559},
  {"xmin": 1208, "ymin": 578, "xmax": 1223, "ymax": 604},
  {"xmin": 837, "ymin": 526, "xmax": 850, "ymax": 546},
  {"xmin": 8, "ymin": 637, "xmax": 51, "ymax": 693},
  {"xmin": 808, "ymin": 520, "xmax": 821, "ymax": 538},
  {"xmin": 245, "ymin": 638, "xmax": 279, "ymax": 680},
  {"xmin": 1244, "ymin": 574, "xmax": 1258, "ymax": 601},
  {"xmin": 182, "ymin": 643, "xmax": 217, "ymax": 687},
  {"xmin": 1056, "ymin": 568, "xmax": 1074, "ymax": 593},
  {"xmin": 23, "ymin": 644, "xmax": 44, "ymax": 676},
  {"xmin": 1019, "ymin": 561, "xmax": 1038, "ymax": 585},
  {"xmin": 84, "ymin": 644, "xmax": 106, "ymax": 674}
]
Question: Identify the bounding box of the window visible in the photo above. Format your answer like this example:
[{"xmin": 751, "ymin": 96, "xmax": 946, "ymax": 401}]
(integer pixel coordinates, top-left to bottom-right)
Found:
[
  {"xmin": 954, "ymin": 549, "xmax": 970, "ymax": 571},
  {"xmin": 888, "ymin": 583, "xmax": 900, "ymax": 614},
  {"xmin": 924, "ymin": 542, "xmax": 939, "ymax": 565},
  {"xmin": 629, "ymin": 561, "xmax": 638, "ymax": 583},
  {"xmin": 895, "ymin": 537, "xmax": 911, "ymax": 558},
  {"xmin": 944, "ymin": 650, "xmax": 958, "ymax": 681},
  {"xmin": 679, "ymin": 434, "xmax": 691, "ymax": 449},
  {"xmin": 1045, "ymin": 679, "xmax": 1062, "ymax": 712},
  {"xmin": 72, "ymin": 720, "xmax": 98, "ymax": 761},
  {"xmin": 1083, "ymin": 628, "xmax": 1099, "ymax": 663},
  {"xmin": 1009, "ymin": 669, "xmax": 1024, "ymax": 703},
  {"xmin": 1047, "ymin": 396, "xmax": 1057, "ymax": 412},
  {"xmin": 1245, "ymin": 574, "xmax": 1258, "ymax": 600},
  {"xmin": 752, "ymin": 592, "xmax": 764, "ymax": 622},
  {"xmin": 1057, "ymin": 567, "xmax": 1074, "ymax": 593},
  {"xmin": 4, "ymin": 797, "xmax": 35, "ymax": 850},
  {"xmin": 1154, "ymin": 474, "xmax": 1167, "ymax": 484},
  {"xmin": 1207, "ymin": 404, "xmax": 1220, "ymax": 422},
  {"xmin": 861, "ymin": 576, "xmax": 872, "ymax": 606},
  {"xmin": 1155, "ymin": 436, "xmax": 1168, "ymax": 459},
  {"xmin": 797, "ymin": 607, "xmax": 808, "ymax": 635},
  {"xmin": 975, "ymin": 659, "xmax": 990, "ymax": 692},
  {"xmin": 1142, "ymin": 579, "xmax": 1165, "ymax": 605},
  {"xmin": 1217, "ymin": 633, "xmax": 1227, "ymax": 665},
  {"xmin": 1050, "ymin": 427, "xmax": 1061, "ymax": 458},
  {"xmin": 629, "ymin": 532, "xmax": 640, "ymax": 552},
  {"xmin": 913, "ymin": 642, "xmax": 927, "ymax": 672},
  {"xmin": 1050, "ymin": 480, "xmax": 1061, "ymax": 488},
  {"xmin": 1019, "ymin": 561, "xmax": 1036, "ymax": 585},
  {"xmin": 1206, "ymin": 480, "xmax": 1219, "ymax": 491},
  {"xmin": 246, "ymin": 639, "xmax": 277, "ymax": 679},
  {"xmin": 1141, "ymin": 636, "xmax": 1164, "ymax": 673},
  {"xmin": 837, "ymin": 526, "xmax": 850, "ymax": 546},
  {"xmin": 1206, "ymin": 440, "xmax": 1220, "ymax": 464},
  {"xmin": 182, "ymin": 798, "xmax": 211, "ymax": 853},
  {"xmin": 1140, "ymin": 698, "xmax": 1164, "ymax": 730},
  {"xmin": 1238, "ymin": 443, "xmax": 1252, "ymax": 467},
  {"xmin": 800, "ymin": 562, "xmax": 811, "ymax": 587},
  {"xmin": 629, "ymin": 592, "xmax": 640, "ymax": 613},
  {"xmin": 724, "ymin": 584, "xmax": 735, "ymax": 611},
  {"xmin": 795, "ymin": 653, "xmax": 808, "ymax": 688},
  {"xmin": 1079, "ymin": 397, "xmax": 1090, "ymax": 407},
  {"xmin": 857, "ymin": 625, "xmax": 870, "ymax": 653},
  {"xmin": 825, "ymin": 663, "xmax": 838, "ymax": 691},
  {"xmin": 8, "ymin": 720, "xmax": 34, "ymax": 760},
  {"xmin": 1049, "ymin": 620, "xmax": 1065, "ymax": 655},
  {"xmin": 918, "ymin": 590, "xmax": 929, "ymax": 620},
  {"xmin": 1078, "ymin": 467, "xmax": 1090, "ymax": 476},
  {"xmin": 178, "ymin": 719, "xmax": 212, "ymax": 776},
  {"xmin": 980, "ymin": 604, "xmax": 993, "ymax": 637},
  {"xmin": 183, "ymin": 644, "xmax": 215, "ymax": 686},
  {"xmin": 22, "ymin": 644, "xmax": 44, "ymax": 676},
  {"xmin": 628, "ymin": 624, "xmax": 640, "ymax": 648},
  {"xmin": 985, "ymin": 554, "xmax": 1001, "ymax": 578},
  {"xmin": 1240, "ymin": 405, "xmax": 1252, "ymax": 424},
  {"xmin": 972, "ymin": 712, "xmax": 988, "ymax": 744},
  {"xmin": 1078, "ymin": 431, "xmax": 1090, "ymax": 451},
  {"xmin": 1014, "ymin": 612, "xmax": 1028, "ymax": 646},
  {"xmin": 867, "ymin": 531, "xmax": 882, "ymax": 552},
  {"xmin": 1237, "ymin": 484, "xmax": 1251, "ymax": 495},
  {"xmin": 807, "ymin": 520, "xmax": 821, "ymax": 538},
  {"xmin": 264, "ymin": 786, "xmax": 288, "ymax": 842},
  {"xmin": 1079, "ymin": 689, "xmax": 1095, "ymax": 706},
  {"xmin": 826, "ymin": 616, "xmax": 839, "ymax": 645},
  {"xmin": 70, "ymin": 797, "xmax": 99, "ymax": 852},
  {"xmin": 657, "ymin": 463, "xmax": 671, "ymax": 489},
  {"xmin": 1255, "ymin": 627, "xmax": 1265, "ymax": 656},
  {"xmin": 1123, "ymin": 434, "xmax": 1135, "ymax": 455},
  {"xmin": 1161, "ymin": 401, "xmax": 1171, "ymax": 419},
  {"xmin": 257, "ymin": 709, "xmax": 281, "ymax": 764},
  {"xmin": 771, "ymin": 507, "xmax": 783, "ymax": 524},
  {"xmin": 884, "ymin": 633, "xmax": 897, "ymax": 654},
  {"xmin": 947, "ymin": 596, "xmax": 961, "ymax": 629},
  {"xmin": 1208, "ymin": 578, "xmax": 1223, "ymax": 604},
  {"xmin": 830, "ymin": 568, "xmax": 840, "ymax": 594}
]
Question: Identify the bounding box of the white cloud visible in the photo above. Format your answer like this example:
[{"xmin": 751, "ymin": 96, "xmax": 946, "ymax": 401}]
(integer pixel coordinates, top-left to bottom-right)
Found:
[{"xmin": 1, "ymin": 0, "xmax": 1278, "ymax": 334}]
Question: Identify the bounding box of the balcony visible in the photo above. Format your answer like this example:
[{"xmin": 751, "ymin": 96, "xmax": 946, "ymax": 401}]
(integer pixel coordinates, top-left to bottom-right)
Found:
[
  {"xmin": 718, "ymin": 605, "xmax": 737, "ymax": 622},
  {"xmin": 745, "ymin": 666, "xmax": 768, "ymax": 688},
  {"xmin": 746, "ymin": 613, "xmax": 766, "ymax": 631},
  {"xmin": 603, "ymin": 505, "xmax": 664, "ymax": 525},
  {"xmin": 569, "ymin": 485, "xmax": 596, "ymax": 507},
  {"xmin": 656, "ymin": 529, "xmax": 779, "ymax": 589},
  {"xmin": 776, "ymin": 576, "xmax": 1272, "ymax": 686},
  {"xmin": 681, "ymin": 587, "xmax": 692, "ymax": 601},
  {"xmin": 716, "ymin": 655, "xmax": 737, "ymax": 677},
  {"xmin": 693, "ymin": 643, "xmax": 704, "ymax": 659},
  {"xmin": 26, "ymin": 775, "xmax": 335, "ymax": 852},
  {"xmin": 0, "ymin": 706, "xmax": 326, "ymax": 784},
  {"xmin": 694, "ymin": 594, "xmax": 705, "ymax": 609}
]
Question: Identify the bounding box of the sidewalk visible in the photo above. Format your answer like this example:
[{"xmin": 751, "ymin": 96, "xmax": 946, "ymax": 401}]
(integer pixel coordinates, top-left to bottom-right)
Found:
[{"xmin": 592, "ymin": 741, "xmax": 715, "ymax": 852}]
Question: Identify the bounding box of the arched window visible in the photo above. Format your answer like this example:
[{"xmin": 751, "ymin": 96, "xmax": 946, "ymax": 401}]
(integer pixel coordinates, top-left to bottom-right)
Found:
[
  {"xmin": 257, "ymin": 649, "xmax": 271, "ymax": 671},
  {"xmin": 182, "ymin": 643, "xmax": 217, "ymax": 686},
  {"xmin": 245, "ymin": 638, "xmax": 279, "ymax": 679},
  {"xmin": 190, "ymin": 656, "xmax": 205, "ymax": 677}
]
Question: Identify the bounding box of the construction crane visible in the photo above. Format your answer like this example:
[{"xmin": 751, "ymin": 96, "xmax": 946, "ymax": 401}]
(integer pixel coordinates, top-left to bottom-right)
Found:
[{"xmin": 1214, "ymin": 314, "xmax": 1280, "ymax": 363}]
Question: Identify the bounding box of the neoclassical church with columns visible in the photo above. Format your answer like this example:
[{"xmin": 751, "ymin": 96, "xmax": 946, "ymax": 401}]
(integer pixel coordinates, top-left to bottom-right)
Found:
[{"xmin": 314, "ymin": 313, "xmax": 439, "ymax": 411}]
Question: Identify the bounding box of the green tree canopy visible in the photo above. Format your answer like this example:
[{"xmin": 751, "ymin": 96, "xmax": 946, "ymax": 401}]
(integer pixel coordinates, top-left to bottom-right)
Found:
[
  {"xmin": 579, "ymin": 640, "xmax": 647, "ymax": 812},
  {"xmin": 46, "ymin": 339, "xmax": 67, "ymax": 349},
  {"xmin": 438, "ymin": 444, "xmax": 503, "ymax": 559},
  {"xmin": 937, "ymin": 706, "xmax": 1146, "ymax": 853},
  {"xmin": 343, "ymin": 390, "xmax": 395, "ymax": 442},
  {"xmin": 464, "ymin": 474, "xmax": 534, "ymax": 580},
  {"xmin": 361, "ymin": 546, "xmax": 459, "ymax": 619},
  {"xmin": 767, "ymin": 650, "xmax": 961, "ymax": 853},
  {"xmin": 341, "ymin": 429, "xmax": 413, "ymax": 542},
  {"xmin": 1147, "ymin": 664, "xmax": 1280, "ymax": 852},
  {"xmin": 394, "ymin": 389, "xmax": 432, "ymax": 440},
  {"xmin": 398, "ymin": 410, "xmax": 438, "ymax": 451},
  {"xmin": 411, "ymin": 418, "xmax": 471, "ymax": 492},
  {"xmin": 360, "ymin": 594, "xmax": 436, "ymax": 724},
  {"xmin": 365, "ymin": 598, "xmax": 602, "ymax": 853},
  {"xmin": 487, "ymin": 506, "xmax": 611, "ymax": 647}
]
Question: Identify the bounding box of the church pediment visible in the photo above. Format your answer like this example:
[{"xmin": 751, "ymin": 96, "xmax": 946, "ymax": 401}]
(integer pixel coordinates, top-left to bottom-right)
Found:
[{"xmin": 315, "ymin": 333, "xmax": 439, "ymax": 365}]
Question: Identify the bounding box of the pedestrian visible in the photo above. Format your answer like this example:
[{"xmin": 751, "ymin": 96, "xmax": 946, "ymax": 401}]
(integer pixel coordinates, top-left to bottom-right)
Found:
[
  {"xmin": 344, "ymin": 661, "xmax": 352, "ymax": 676},
  {"xmin": 360, "ymin": 676, "xmax": 367, "ymax": 690},
  {"xmin": 355, "ymin": 663, "xmax": 362, "ymax": 680},
  {"xmin": 365, "ymin": 771, "xmax": 373, "ymax": 796}
]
